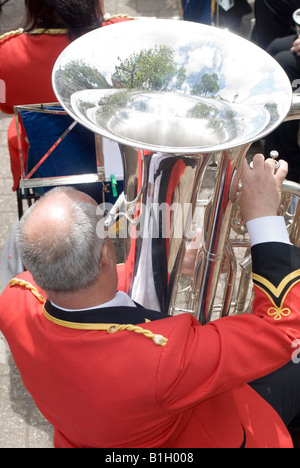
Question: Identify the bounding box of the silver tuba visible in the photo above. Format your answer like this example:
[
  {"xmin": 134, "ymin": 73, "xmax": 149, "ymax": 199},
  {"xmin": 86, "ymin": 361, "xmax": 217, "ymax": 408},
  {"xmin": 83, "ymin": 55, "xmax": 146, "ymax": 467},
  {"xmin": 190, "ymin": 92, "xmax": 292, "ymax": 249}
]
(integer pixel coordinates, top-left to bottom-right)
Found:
[{"xmin": 52, "ymin": 19, "xmax": 299, "ymax": 324}]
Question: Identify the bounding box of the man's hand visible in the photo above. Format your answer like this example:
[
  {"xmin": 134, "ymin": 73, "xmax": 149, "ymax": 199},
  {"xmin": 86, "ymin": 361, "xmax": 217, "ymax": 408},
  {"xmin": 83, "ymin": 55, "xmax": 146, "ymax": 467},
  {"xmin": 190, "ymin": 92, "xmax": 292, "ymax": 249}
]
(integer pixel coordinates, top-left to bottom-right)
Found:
[
  {"xmin": 182, "ymin": 229, "xmax": 202, "ymax": 276},
  {"xmin": 239, "ymin": 153, "xmax": 288, "ymax": 223},
  {"xmin": 291, "ymin": 37, "xmax": 300, "ymax": 56}
]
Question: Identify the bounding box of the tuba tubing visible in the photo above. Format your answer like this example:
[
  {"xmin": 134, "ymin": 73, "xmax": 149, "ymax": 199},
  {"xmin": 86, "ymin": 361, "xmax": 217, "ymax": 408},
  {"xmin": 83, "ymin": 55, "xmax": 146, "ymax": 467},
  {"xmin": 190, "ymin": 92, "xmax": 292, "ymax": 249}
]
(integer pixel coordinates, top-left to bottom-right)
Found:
[
  {"xmin": 113, "ymin": 93, "xmax": 300, "ymax": 324},
  {"xmin": 188, "ymin": 94, "xmax": 300, "ymax": 323}
]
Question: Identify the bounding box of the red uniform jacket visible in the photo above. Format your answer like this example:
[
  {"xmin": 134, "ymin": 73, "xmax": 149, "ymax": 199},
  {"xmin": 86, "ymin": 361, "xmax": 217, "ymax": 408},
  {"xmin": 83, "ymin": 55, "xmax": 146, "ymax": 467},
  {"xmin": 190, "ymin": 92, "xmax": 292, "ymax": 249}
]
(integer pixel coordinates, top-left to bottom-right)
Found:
[
  {"xmin": 1, "ymin": 241, "xmax": 300, "ymax": 448},
  {"xmin": 0, "ymin": 16, "xmax": 133, "ymax": 190}
]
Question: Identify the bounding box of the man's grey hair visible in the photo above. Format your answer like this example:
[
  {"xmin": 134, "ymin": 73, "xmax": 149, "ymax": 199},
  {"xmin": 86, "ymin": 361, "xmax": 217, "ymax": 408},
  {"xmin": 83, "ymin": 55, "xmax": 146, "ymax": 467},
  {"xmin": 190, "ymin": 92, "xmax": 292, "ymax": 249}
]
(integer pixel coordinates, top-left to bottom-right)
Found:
[{"xmin": 15, "ymin": 187, "xmax": 106, "ymax": 292}]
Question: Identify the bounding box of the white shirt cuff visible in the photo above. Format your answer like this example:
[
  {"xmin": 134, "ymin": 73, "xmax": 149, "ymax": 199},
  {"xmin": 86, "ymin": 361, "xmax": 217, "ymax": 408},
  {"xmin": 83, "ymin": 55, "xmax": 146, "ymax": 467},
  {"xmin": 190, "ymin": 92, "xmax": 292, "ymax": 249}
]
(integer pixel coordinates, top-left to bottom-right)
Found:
[{"xmin": 246, "ymin": 216, "xmax": 291, "ymax": 247}]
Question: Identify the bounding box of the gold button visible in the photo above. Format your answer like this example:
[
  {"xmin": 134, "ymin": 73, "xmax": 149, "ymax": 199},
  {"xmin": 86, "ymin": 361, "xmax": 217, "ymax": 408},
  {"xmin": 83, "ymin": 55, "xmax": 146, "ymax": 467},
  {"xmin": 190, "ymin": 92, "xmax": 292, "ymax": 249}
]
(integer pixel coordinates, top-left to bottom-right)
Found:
[{"xmin": 153, "ymin": 334, "xmax": 165, "ymax": 346}]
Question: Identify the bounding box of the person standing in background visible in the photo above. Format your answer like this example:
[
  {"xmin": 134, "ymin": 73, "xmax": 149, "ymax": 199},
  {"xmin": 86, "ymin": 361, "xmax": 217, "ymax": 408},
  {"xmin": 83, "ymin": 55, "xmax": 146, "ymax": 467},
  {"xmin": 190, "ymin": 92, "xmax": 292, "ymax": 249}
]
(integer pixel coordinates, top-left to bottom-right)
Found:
[{"xmin": 0, "ymin": 0, "xmax": 133, "ymax": 192}]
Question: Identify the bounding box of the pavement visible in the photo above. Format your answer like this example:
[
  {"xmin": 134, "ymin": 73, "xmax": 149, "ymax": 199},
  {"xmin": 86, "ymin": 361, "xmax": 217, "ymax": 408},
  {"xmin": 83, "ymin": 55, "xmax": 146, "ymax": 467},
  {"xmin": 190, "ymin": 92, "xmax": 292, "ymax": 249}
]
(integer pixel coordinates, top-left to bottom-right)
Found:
[{"xmin": 0, "ymin": 0, "xmax": 254, "ymax": 448}]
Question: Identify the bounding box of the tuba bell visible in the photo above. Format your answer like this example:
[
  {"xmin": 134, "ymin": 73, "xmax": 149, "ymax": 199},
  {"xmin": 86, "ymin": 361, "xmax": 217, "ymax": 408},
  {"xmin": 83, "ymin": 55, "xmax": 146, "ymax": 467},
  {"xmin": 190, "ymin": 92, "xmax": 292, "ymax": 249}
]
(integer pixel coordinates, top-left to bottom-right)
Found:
[{"xmin": 52, "ymin": 19, "xmax": 299, "ymax": 324}]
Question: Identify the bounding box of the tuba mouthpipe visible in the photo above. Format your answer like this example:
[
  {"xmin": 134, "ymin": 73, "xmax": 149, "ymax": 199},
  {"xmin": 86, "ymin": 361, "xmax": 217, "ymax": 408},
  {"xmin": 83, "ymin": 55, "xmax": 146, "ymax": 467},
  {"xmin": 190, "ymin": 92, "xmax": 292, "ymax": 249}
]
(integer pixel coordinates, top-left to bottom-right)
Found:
[{"xmin": 190, "ymin": 144, "xmax": 250, "ymax": 324}]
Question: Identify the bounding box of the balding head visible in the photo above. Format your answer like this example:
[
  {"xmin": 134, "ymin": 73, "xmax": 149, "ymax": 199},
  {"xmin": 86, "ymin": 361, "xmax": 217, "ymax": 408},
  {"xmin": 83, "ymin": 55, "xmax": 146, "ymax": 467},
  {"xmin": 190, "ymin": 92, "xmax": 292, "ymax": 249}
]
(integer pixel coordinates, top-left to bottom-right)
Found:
[
  {"xmin": 23, "ymin": 188, "xmax": 97, "ymax": 252},
  {"xmin": 15, "ymin": 187, "xmax": 106, "ymax": 293}
]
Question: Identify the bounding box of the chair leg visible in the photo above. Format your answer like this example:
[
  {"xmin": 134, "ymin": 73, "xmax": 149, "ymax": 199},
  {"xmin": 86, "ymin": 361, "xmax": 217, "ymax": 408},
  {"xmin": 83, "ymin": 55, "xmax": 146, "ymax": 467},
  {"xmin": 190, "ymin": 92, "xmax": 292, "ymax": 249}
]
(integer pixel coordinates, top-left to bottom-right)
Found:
[
  {"xmin": 27, "ymin": 188, "xmax": 39, "ymax": 208},
  {"xmin": 16, "ymin": 187, "xmax": 39, "ymax": 219},
  {"xmin": 16, "ymin": 188, "xmax": 24, "ymax": 219}
]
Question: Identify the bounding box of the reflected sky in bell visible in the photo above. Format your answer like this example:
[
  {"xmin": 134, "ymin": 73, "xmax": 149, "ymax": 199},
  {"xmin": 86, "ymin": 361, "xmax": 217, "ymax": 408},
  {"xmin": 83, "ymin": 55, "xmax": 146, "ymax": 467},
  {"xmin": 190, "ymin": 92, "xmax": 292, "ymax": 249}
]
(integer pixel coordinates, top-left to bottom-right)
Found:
[{"xmin": 52, "ymin": 19, "xmax": 292, "ymax": 152}]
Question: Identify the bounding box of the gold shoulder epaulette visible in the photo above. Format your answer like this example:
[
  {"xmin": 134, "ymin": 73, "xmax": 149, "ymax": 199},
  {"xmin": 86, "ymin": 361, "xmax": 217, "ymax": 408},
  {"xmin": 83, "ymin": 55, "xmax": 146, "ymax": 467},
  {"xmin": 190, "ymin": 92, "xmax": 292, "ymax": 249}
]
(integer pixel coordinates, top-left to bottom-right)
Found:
[
  {"xmin": 9, "ymin": 277, "xmax": 45, "ymax": 303},
  {"xmin": 43, "ymin": 306, "xmax": 168, "ymax": 347},
  {"xmin": 103, "ymin": 13, "xmax": 137, "ymax": 21},
  {"xmin": 9, "ymin": 277, "xmax": 167, "ymax": 347},
  {"xmin": 0, "ymin": 28, "xmax": 24, "ymax": 42},
  {"xmin": 0, "ymin": 27, "xmax": 68, "ymax": 42},
  {"xmin": 29, "ymin": 28, "xmax": 69, "ymax": 35}
]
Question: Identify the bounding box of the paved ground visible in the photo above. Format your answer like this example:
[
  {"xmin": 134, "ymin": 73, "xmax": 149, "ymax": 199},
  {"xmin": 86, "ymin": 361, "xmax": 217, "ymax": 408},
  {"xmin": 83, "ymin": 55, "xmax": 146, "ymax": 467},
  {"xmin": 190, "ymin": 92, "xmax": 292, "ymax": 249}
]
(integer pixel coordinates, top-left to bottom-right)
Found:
[{"xmin": 0, "ymin": 0, "xmax": 255, "ymax": 449}]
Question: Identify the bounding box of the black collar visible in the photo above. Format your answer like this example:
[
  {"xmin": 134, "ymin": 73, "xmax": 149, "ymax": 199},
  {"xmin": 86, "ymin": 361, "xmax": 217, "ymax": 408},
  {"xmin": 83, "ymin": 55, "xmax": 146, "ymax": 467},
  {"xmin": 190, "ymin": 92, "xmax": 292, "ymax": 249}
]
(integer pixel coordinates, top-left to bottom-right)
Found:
[{"xmin": 44, "ymin": 299, "xmax": 169, "ymax": 326}]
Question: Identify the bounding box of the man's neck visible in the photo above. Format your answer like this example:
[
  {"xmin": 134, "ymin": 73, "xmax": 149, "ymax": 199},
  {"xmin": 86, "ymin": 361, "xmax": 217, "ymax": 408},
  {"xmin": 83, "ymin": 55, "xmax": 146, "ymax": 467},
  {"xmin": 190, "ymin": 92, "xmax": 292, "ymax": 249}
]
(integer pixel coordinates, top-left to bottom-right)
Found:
[
  {"xmin": 49, "ymin": 290, "xmax": 137, "ymax": 312},
  {"xmin": 46, "ymin": 283, "xmax": 116, "ymax": 311}
]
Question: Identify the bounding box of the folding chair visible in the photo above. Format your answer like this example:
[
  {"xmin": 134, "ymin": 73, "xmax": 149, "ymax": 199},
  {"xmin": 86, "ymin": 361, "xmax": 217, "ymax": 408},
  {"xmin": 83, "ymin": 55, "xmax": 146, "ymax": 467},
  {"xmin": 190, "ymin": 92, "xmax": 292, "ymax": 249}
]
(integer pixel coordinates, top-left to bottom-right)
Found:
[{"xmin": 14, "ymin": 103, "xmax": 124, "ymax": 217}]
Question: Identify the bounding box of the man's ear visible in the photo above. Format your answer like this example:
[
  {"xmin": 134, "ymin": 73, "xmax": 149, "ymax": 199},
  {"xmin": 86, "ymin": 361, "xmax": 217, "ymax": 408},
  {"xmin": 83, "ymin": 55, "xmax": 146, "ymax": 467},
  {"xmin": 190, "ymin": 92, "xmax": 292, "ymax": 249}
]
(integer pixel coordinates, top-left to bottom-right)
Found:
[
  {"xmin": 100, "ymin": 242, "xmax": 110, "ymax": 266},
  {"xmin": 100, "ymin": 241, "xmax": 115, "ymax": 268}
]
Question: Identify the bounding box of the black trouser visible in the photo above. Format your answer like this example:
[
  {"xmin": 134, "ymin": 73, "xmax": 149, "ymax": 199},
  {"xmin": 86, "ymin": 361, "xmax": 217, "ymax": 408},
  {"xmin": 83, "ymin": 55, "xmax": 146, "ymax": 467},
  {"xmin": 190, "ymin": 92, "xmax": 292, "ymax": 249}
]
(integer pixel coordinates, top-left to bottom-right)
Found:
[{"xmin": 250, "ymin": 360, "xmax": 300, "ymax": 427}]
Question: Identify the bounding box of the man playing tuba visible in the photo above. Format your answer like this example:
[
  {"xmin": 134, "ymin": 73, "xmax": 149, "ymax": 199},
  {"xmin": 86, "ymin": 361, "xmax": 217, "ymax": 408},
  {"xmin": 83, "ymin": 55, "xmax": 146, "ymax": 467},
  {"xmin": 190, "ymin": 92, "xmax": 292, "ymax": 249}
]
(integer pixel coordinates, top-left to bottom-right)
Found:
[{"xmin": 1, "ymin": 154, "xmax": 300, "ymax": 448}]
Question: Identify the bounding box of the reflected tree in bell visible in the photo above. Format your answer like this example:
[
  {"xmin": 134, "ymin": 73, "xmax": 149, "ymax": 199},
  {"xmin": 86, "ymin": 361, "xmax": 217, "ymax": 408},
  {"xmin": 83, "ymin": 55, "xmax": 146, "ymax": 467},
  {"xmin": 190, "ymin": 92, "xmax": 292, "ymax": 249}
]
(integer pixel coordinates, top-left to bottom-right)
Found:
[{"xmin": 114, "ymin": 46, "xmax": 186, "ymax": 91}]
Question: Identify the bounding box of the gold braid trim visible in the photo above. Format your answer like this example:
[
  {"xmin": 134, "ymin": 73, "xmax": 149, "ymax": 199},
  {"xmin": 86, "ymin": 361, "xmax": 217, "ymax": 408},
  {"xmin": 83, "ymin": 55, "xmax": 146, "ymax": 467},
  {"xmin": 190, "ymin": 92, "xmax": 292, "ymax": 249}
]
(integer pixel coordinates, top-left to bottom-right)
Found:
[
  {"xmin": 254, "ymin": 282, "xmax": 292, "ymax": 321},
  {"xmin": 0, "ymin": 28, "xmax": 24, "ymax": 41},
  {"xmin": 43, "ymin": 307, "xmax": 168, "ymax": 347},
  {"xmin": 107, "ymin": 324, "xmax": 168, "ymax": 347},
  {"xmin": 0, "ymin": 28, "xmax": 68, "ymax": 41},
  {"xmin": 8, "ymin": 278, "xmax": 167, "ymax": 347},
  {"xmin": 253, "ymin": 269, "xmax": 300, "ymax": 299},
  {"xmin": 103, "ymin": 14, "xmax": 137, "ymax": 21},
  {"xmin": 252, "ymin": 270, "xmax": 300, "ymax": 321},
  {"xmin": 0, "ymin": 16, "xmax": 135, "ymax": 41},
  {"xmin": 9, "ymin": 278, "xmax": 45, "ymax": 303},
  {"xmin": 29, "ymin": 28, "xmax": 69, "ymax": 35}
]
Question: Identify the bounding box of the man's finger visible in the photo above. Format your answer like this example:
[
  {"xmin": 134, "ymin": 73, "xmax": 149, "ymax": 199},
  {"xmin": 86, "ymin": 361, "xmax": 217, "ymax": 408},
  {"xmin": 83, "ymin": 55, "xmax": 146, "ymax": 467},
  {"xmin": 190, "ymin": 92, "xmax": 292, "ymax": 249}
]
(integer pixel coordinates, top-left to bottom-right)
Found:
[
  {"xmin": 251, "ymin": 153, "xmax": 265, "ymax": 169},
  {"xmin": 275, "ymin": 159, "xmax": 288, "ymax": 182},
  {"xmin": 264, "ymin": 158, "xmax": 277, "ymax": 173}
]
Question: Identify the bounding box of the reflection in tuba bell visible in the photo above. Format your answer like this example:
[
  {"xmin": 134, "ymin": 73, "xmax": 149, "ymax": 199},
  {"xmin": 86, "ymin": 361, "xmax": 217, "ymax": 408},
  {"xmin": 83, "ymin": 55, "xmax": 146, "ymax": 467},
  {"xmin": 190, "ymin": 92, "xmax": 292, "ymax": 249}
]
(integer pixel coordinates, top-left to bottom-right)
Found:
[{"xmin": 52, "ymin": 19, "xmax": 300, "ymax": 324}]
